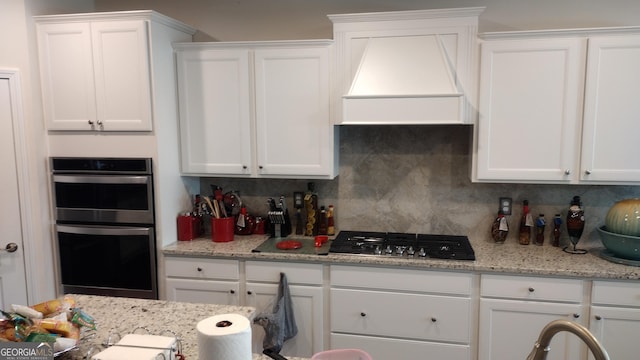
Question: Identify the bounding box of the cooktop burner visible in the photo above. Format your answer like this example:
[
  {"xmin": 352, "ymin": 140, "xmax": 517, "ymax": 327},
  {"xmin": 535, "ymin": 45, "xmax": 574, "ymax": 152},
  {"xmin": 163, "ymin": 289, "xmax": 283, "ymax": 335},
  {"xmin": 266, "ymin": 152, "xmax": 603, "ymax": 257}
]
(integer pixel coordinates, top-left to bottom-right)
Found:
[{"xmin": 329, "ymin": 231, "xmax": 475, "ymax": 260}]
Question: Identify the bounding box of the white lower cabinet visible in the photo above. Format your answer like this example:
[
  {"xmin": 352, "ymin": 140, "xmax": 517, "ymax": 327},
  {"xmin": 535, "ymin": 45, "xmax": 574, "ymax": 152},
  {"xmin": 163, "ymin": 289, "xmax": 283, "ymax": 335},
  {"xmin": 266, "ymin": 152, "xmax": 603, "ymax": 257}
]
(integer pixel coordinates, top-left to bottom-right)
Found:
[
  {"xmin": 245, "ymin": 261, "xmax": 324, "ymax": 358},
  {"xmin": 164, "ymin": 257, "xmax": 240, "ymax": 305},
  {"xmin": 330, "ymin": 265, "xmax": 473, "ymax": 360},
  {"xmin": 589, "ymin": 280, "xmax": 640, "ymax": 360},
  {"xmin": 479, "ymin": 274, "xmax": 586, "ymax": 360}
]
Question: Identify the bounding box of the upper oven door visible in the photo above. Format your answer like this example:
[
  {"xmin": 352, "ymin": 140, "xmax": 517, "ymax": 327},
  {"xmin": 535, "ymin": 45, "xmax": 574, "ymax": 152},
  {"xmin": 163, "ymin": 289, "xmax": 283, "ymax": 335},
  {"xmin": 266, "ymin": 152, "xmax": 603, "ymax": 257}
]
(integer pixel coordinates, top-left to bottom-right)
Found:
[{"xmin": 53, "ymin": 174, "xmax": 154, "ymax": 224}]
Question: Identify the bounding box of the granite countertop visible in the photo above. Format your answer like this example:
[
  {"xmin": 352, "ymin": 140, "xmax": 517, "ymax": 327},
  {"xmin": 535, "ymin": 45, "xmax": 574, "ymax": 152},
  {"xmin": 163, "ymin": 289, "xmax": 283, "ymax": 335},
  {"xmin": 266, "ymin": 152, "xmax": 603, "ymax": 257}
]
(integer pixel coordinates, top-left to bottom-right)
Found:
[
  {"xmin": 163, "ymin": 234, "xmax": 640, "ymax": 280},
  {"xmin": 59, "ymin": 294, "xmax": 309, "ymax": 360}
]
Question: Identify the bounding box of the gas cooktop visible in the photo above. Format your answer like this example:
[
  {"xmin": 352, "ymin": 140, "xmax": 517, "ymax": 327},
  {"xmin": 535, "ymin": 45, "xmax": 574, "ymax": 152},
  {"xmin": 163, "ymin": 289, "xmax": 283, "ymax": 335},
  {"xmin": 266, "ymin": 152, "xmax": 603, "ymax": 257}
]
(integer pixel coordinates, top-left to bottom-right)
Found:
[{"xmin": 329, "ymin": 231, "xmax": 475, "ymax": 260}]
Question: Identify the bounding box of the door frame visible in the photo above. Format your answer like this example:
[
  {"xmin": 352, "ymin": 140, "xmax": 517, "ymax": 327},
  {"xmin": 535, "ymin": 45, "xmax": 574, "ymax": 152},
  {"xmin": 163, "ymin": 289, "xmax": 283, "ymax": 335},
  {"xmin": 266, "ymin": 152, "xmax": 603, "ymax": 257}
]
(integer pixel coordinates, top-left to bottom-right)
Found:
[{"xmin": 1, "ymin": 68, "xmax": 35, "ymax": 302}]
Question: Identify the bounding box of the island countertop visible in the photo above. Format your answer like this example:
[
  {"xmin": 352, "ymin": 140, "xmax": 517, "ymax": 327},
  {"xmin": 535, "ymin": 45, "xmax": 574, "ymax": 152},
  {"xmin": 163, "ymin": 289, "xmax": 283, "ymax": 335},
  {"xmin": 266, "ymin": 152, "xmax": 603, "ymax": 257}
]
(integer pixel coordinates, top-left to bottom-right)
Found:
[
  {"xmin": 163, "ymin": 234, "xmax": 640, "ymax": 280},
  {"xmin": 59, "ymin": 294, "xmax": 309, "ymax": 360}
]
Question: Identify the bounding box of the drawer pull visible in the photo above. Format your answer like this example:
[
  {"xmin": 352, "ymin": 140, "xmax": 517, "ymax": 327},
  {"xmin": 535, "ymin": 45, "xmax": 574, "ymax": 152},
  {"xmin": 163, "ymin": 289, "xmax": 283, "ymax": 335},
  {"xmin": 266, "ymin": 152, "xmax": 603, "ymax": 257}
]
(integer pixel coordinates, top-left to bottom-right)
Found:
[
  {"xmin": 360, "ymin": 312, "xmax": 366, "ymax": 317},
  {"xmin": 196, "ymin": 267, "xmax": 202, "ymax": 272},
  {"xmin": 595, "ymin": 315, "xmax": 602, "ymax": 320},
  {"xmin": 528, "ymin": 287, "xmax": 535, "ymax": 292},
  {"xmin": 572, "ymin": 313, "xmax": 580, "ymax": 319},
  {"xmin": 431, "ymin": 317, "xmax": 437, "ymax": 323}
]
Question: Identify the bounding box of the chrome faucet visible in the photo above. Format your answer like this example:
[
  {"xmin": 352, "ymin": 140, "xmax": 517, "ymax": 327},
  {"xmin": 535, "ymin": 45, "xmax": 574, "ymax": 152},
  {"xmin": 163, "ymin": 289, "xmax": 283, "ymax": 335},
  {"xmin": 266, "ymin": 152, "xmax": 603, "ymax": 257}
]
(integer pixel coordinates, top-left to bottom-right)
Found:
[{"xmin": 526, "ymin": 319, "xmax": 610, "ymax": 360}]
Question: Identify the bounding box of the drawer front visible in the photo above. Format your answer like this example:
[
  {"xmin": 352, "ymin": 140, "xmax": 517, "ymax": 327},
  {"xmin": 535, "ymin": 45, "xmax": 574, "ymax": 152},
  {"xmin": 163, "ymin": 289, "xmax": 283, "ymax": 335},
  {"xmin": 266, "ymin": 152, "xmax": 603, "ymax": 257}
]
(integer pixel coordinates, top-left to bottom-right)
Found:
[
  {"xmin": 165, "ymin": 256, "xmax": 239, "ymax": 280},
  {"xmin": 592, "ymin": 280, "xmax": 640, "ymax": 306},
  {"xmin": 331, "ymin": 289, "xmax": 470, "ymax": 343},
  {"xmin": 331, "ymin": 265, "xmax": 472, "ymax": 295},
  {"xmin": 481, "ymin": 274, "xmax": 583, "ymax": 302},
  {"xmin": 246, "ymin": 261, "xmax": 323, "ymax": 285},
  {"xmin": 331, "ymin": 333, "xmax": 470, "ymax": 360}
]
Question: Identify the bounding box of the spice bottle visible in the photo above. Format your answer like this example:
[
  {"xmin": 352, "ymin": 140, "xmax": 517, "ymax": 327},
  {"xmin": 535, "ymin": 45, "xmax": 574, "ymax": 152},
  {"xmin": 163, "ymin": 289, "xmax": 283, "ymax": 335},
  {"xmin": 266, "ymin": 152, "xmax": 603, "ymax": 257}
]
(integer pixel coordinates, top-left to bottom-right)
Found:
[
  {"xmin": 552, "ymin": 214, "xmax": 562, "ymax": 247},
  {"xmin": 535, "ymin": 214, "xmax": 546, "ymax": 246},
  {"xmin": 519, "ymin": 200, "xmax": 533, "ymax": 245},
  {"xmin": 327, "ymin": 205, "xmax": 335, "ymax": 236},
  {"xmin": 491, "ymin": 210, "xmax": 509, "ymax": 243}
]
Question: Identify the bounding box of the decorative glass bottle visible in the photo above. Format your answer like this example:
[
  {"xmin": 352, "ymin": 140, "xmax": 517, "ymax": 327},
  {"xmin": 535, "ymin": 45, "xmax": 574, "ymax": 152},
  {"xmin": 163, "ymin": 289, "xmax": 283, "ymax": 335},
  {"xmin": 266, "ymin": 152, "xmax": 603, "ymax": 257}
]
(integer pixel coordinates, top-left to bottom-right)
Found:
[
  {"xmin": 519, "ymin": 200, "xmax": 533, "ymax": 245},
  {"xmin": 491, "ymin": 210, "xmax": 509, "ymax": 244},
  {"xmin": 534, "ymin": 214, "xmax": 546, "ymax": 246}
]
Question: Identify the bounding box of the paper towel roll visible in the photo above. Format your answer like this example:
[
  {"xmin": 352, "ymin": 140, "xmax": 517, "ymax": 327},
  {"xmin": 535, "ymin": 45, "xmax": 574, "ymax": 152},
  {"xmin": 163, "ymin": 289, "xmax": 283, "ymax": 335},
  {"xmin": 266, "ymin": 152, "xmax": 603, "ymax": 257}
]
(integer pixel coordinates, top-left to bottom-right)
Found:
[{"xmin": 197, "ymin": 313, "xmax": 252, "ymax": 360}]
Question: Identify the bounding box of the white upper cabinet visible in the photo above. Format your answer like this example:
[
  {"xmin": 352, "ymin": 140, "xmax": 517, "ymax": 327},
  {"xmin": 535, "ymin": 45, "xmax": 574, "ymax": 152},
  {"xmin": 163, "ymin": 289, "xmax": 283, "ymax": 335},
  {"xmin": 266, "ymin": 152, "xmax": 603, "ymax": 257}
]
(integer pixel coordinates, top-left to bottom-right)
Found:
[
  {"xmin": 36, "ymin": 15, "xmax": 161, "ymax": 131},
  {"xmin": 475, "ymin": 37, "xmax": 586, "ymax": 182},
  {"xmin": 474, "ymin": 28, "xmax": 640, "ymax": 184},
  {"xmin": 175, "ymin": 41, "xmax": 338, "ymax": 179},
  {"xmin": 581, "ymin": 34, "xmax": 640, "ymax": 183}
]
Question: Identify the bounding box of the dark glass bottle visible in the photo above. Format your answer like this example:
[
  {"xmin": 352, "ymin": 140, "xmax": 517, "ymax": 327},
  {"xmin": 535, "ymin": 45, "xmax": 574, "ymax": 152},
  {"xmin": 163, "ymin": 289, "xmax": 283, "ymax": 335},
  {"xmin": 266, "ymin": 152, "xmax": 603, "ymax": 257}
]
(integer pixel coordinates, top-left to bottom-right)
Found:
[
  {"xmin": 519, "ymin": 200, "xmax": 533, "ymax": 245},
  {"xmin": 552, "ymin": 214, "xmax": 562, "ymax": 247},
  {"xmin": 318, "ymin": 206, "xmax": 328, "ymax": 235}
]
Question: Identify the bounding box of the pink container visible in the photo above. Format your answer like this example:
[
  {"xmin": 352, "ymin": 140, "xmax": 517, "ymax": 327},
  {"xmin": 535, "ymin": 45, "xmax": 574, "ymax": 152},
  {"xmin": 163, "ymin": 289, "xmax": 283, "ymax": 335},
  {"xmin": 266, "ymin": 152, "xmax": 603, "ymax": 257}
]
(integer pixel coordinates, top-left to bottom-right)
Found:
[
  {"xmin": 211, "ymin": 217, "xmax": 234, "ymax": 242},
  {"xmin": 311, "ymin": 349, "xmax": 373, "ymax": 360}
]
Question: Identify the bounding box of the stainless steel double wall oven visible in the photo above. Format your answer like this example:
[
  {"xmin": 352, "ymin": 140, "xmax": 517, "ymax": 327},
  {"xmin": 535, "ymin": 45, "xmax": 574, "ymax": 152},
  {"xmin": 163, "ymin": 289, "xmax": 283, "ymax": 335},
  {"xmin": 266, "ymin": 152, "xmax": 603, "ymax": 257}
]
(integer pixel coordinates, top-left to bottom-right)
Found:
[{"xmin": 51, "ymin": 157, "xmax": 158, "ymax": 299}]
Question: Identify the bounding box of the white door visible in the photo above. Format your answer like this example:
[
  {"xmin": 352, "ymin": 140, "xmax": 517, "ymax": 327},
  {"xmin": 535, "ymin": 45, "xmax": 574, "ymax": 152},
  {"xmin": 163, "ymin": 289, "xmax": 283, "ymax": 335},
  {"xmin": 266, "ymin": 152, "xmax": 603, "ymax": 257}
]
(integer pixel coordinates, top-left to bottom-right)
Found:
[{"xmin": 0, "ymin": 70, "xmax": 29, "ymax": 307}]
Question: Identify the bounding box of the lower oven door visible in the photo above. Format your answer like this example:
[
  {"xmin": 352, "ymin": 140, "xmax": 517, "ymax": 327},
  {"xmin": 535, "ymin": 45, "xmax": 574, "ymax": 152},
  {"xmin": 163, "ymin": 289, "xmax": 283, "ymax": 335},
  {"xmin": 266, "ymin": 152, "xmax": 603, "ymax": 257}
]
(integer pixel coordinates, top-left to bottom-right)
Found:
[{"xmin": 56, "ymin": 224, "xmax": 157, "ymax": 299}]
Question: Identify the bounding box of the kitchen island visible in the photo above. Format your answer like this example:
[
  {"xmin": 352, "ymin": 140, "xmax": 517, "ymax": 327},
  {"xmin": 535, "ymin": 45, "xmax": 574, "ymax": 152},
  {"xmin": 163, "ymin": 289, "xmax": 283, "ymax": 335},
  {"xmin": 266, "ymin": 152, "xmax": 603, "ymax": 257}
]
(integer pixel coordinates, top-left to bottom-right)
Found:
[
  {"xmin": 164, "ymin": 233, "xmax": 640, "ymax": 280},
  {"xmin": 59, "ymin": 294, "xmax": 309, "ymax": 360}
]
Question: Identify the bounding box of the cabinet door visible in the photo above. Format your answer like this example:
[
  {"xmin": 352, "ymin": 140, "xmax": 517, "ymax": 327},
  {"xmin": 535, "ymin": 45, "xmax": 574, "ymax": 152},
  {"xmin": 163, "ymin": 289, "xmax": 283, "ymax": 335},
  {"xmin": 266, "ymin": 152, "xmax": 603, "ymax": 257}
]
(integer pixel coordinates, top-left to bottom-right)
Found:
[
  {"xmin": 165, "ymin": 278, "xmax": 240, "ymax": 305},
  {"xmin": 91, "ymin": 20, "xmax": 152, "ymax": 131},
  {"xmin": 476, "ymin": 38, "xmax": 586, "ymax": 182},
  {"xmin": 479, "ymin": 298, "xmax": 584, "ymax": 360},
  {"xmin": 37, "ymin": 22, "xmax": 97, "ymax": 130},
  {"xmin": 589, "ymin": 306, "xmax": 640, "ymax": 360},
  {"xmin": 581, "ymin": 35, "xmax": 640, "ymax": 182},
  {"xmin": 246, "ymin": 283, "xmax": 323, "ymax": 358},
  {"xmin": 254, "ymin": 46, "xmax": 332, "ymax": 176},
  {"xmin": 176, "ymin": 48, "xmax": 252, "ymax": 175}
]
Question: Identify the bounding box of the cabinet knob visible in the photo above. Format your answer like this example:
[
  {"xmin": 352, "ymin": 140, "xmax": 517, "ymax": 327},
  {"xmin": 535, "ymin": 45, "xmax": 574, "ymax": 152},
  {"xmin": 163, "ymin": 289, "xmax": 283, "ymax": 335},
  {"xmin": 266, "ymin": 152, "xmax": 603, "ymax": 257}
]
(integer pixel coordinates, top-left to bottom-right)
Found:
[
  {"xmin": 595, "ymin": 315, "xmax": 602, "ymax": 320},
  {"xmin": 97, "ymin": 120, "xmax": 103, "ymax": 126},
  {"xmin": 229, "ymin": 290, "xmax": 235, "ymax": 294},
  {"xmin": 258, "ymin": 165, "xmax": 264, "ymax": 170},
  {"xmin": 431, "ymin": 317, "xmax": 437, "ymax": 323},
  {"xmin": 564, "ymin": 169, "xmax": 571, "ymax": 175},
  {"xmin": 360, "ymin": 312, "xmax": 366, "ymax": 317},
  {"xmin": 247, "ymin": 291, "xmax": 253, "ymax": 295},
  {"xmin": 196, "ymin": 267, "xmax": 202, "ymax": 272},
  {"xmin": 528, "ymin": 287, "xmax": 535, "ymax": 292},
  {"xmin": 585, "ymin": 170, "xmax": 592, "ymax": 175},
  {"xmin": 573, "ymin": 313, "xmax": 580, "ymax": 319},
  {"xmin": 242, "ymin": 165, "xmax": 247, "ymax": 169},
  {"xmin": 88, "ymin": 120, "xmax": 94, "ymax": 125}
]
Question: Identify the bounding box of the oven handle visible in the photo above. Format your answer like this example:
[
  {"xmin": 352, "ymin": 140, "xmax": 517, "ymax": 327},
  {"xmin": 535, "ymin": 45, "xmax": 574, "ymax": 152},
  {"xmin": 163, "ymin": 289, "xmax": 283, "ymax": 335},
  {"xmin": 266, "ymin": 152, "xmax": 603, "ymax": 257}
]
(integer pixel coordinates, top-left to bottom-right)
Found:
[
  {"xmin": 53, "ymin": 174, "xmax": 150, "ymax": 184},
  {"xmin": 56, "ymin": 224, "xmax": 152, "ymax": 236}
]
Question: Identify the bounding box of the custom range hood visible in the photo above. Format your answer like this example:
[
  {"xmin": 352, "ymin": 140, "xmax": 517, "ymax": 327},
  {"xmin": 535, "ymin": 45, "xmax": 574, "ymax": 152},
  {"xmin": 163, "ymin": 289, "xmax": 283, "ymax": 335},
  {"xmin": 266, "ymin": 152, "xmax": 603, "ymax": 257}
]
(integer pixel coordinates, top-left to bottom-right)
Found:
[{"xmin": 330, "ymin": 8, "xmax": 484, "ymax": 125}]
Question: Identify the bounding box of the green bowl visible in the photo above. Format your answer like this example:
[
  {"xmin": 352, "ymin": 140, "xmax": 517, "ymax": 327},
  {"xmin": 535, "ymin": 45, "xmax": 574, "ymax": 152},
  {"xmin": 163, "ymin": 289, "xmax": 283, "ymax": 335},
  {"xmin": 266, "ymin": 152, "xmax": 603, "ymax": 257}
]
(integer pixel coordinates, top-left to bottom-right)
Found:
[{"xmin": 597, "ymin": 226, "xmax": 640, "ymax": 260}]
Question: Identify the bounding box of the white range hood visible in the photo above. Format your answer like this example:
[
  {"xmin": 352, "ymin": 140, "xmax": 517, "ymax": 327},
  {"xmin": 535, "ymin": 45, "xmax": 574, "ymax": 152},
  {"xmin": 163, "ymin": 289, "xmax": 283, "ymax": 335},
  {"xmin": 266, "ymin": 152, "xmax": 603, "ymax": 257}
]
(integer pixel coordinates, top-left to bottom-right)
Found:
[{"xmin": 330, "ymin": 8, "xmax": 483, "ymax": 125}]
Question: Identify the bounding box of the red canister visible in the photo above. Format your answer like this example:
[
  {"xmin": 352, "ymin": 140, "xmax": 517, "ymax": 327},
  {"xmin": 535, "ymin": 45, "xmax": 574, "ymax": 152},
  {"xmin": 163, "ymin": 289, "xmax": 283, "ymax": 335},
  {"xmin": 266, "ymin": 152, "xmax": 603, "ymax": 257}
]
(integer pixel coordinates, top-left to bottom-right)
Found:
[{"xmin": 177, "ymin": 214, "xmax": 196, "ymax": 241}]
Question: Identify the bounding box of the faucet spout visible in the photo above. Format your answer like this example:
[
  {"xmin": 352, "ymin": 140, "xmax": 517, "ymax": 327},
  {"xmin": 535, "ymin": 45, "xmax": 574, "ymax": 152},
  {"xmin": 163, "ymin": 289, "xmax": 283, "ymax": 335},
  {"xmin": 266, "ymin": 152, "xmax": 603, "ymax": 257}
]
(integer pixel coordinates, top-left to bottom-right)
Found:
[{"xmin": 526, "ymin": 319, "xmax": 610, "ymax": 360}]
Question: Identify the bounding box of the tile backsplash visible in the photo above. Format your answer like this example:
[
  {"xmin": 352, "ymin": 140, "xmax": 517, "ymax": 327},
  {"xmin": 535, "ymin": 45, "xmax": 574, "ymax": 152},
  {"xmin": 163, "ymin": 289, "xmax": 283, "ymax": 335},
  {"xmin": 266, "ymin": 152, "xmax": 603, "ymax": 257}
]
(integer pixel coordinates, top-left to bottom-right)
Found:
[{"xmin": 201, "ymin": 125, "xmax": 640, "ymax": 247}]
